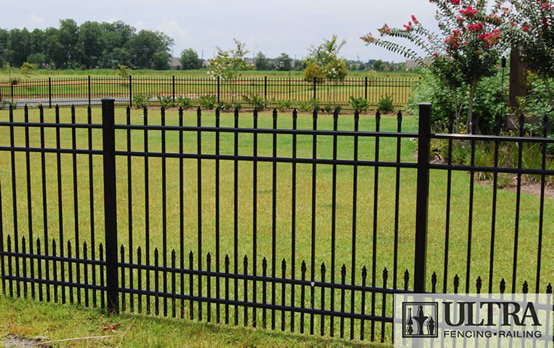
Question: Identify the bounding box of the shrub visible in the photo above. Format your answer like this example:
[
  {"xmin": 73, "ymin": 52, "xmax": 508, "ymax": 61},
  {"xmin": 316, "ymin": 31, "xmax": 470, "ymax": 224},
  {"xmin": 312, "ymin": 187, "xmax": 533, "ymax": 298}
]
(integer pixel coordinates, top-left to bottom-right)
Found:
[
  {"xmin": 176, "ymin": 96, "xmax": 193, "ymax": 109},
  {"xmin": 218, "ymin": 101, "xmax": 233, "ymax": 111},
  {"xmin": 275, "ymin": 99, "xmax": 293, "ymax": 112},
  {"xmin": 303, "ymin": 63, "xmax": 325, "ymax": 83},
  {"xmin": 377, "ymin": 94, "xmax": 394, "ymax": 114},
  {"xmin": 408, "ymin": 68, "xmax": 507, "ymax": 133},
  {"xmin": 242, "ymin": 94, "xmax": 269, "ymax": 110},
  {"xmin": 519, "ymin": 76, "xmax": 554, "ymax": 153},
  {"xmin": 349, "ymin": 96, "xmax": 369, "ymax": 112},
  {"xmin": 199, "ymin": 95, "xmax": 217, "ymax": 109},
  {"xmin": 298, "ymin": 98, "xmax": 320, "ymax": 112},
  {"xmin": 157, "ymin": 95, "xmax": 175, "ymax": 108},
  {"xmin": 133, "ymin": 94, "xmax": 150, "ymax": 109}
]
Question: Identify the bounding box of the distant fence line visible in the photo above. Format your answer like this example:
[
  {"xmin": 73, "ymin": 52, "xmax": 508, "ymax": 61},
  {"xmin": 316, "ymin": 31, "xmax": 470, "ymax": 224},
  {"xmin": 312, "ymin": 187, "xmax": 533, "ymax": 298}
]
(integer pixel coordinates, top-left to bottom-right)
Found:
[{"xmin": 0, "ymin": 75, "xmax": 419, "ymax": 108}]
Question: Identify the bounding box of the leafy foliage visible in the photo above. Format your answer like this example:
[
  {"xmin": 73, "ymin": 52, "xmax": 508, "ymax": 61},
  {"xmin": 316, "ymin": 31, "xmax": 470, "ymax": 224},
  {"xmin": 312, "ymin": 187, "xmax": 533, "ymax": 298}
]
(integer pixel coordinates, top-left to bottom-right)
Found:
[
  {"xmin": 242, "ymin": 94, "xmax": 269, "ymax": 110},
  {"xmin": 207, "ymin": 39, "xmax": 250, "ymax": 80},
  {"xmin": 20, "ymin": 62, "xmax": 37, "ymax": 78},
  {"xmin": 199, "ymin": 95, "xmax": 217, "ymax": 110},
  {"xmin": 157, "ymin": 95, "xmax": 174, "ymax": 108},
  {"xmin": 377, "ymin": 94, "xmax": 395, "ymax": 113},
  {"xmin": 408, "ymin": 68, "xmax": 508, "ymax": 133},
  {"xmin": 298, "ymin": 98, "xmax": 320, "ymax": 112},
  {"xmin": 0, "ymin": 20, "xmax": 173, "ymax": 69},
  {"xmin": 133, "ymin": 93, "xmax": 150, "ymax": 109},
  {"xmin": 176, "ymin": 96, "xmax": 194, "ymax": 109},
  {"xmin": 179, "ymin": 48, "xmax": 203, "ymax": 70},
  {"xmin": 303, "ymin": 35, "xmax": 348, "ymax": 81},
  {"xmin": 362, "ymin": 0, "xmax": 511, "ymax": 132},
  {"xmin": 504, "ymin": 0, "xmax": 554, "ymax": 105},
  {"xmin": 303, "ymin": 63, "xmax": 325, "ymax": 83},
  {"xmin": 349, "ymin": 96, "xmax": 370, "ymax": 112}
]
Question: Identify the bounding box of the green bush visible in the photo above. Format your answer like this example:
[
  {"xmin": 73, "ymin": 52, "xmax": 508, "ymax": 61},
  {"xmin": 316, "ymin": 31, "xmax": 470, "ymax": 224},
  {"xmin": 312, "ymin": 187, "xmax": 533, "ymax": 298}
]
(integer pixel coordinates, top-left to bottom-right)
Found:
[
  {"xmin": 377, "ymin": 94, "xmax": 394, "ymax": 114},
  {"xmin": 218, "ymin": 101, "xmax": 233, "ymax": 111},
  {"xmin": 133, "ymin": 94, "xmax": 150, "ymax": 109},
  {"xmin": 298, "ymin": 98, "xmax": 319, "ymax": 112},
  {"xmin": 408, "ymin": 68, "xmax": 507, "ymax": 133},
  {"xmin": 274, "ymin": 99, "xmax": 293, "ymax": 112},
  {"xmin": 199, "ymin": 95, "xmax": 217, "ymax": 110},
  {"xmin": 519, "ymin": 76, "xmax": 554, "ymax": 153},
  {"xmin": 349, "ymin": 96, "xmax": 369, "ymax": 112},
  {"xmin": 242, "ymin": 94, "xmax": 269, "ymax": 110},
  {"xmin": 176, "ymin": 96, "xmax": 193, "ymax": 109},
  {"xmin": 303, "ymin": 63, "xmax": 325, "ymax": 83},
  {"xmin": 157, "ymin": 95, "xmax": 175, "ymax": 108}
]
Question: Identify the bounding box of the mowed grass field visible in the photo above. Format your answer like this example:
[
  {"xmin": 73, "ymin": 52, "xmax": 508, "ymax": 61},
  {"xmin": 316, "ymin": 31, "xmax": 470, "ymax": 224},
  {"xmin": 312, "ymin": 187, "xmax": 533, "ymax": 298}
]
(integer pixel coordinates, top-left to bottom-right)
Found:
[
  {"xmin": 0, "ymin": 105, "xmax": 552, "ymax": 342},
  {"xmin": 0, "ymin": 68, "xmax": 421, "ymax": 79},
  {"xmin": 0, "ymin": 69, "xmax": 420, "ymax": 109}
]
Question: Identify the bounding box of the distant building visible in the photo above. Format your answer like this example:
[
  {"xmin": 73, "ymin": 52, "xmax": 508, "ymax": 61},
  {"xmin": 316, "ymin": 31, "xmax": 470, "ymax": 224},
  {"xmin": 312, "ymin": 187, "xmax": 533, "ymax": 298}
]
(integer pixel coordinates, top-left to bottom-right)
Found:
[
  {"xmin": 405, "ymin": 58, "xmax": 432, "ymax": 71},
  {"xmin": 404, "ymin": 60, "xmax": 420, "ymax": 71},
  {"xmin": 169, "ymin": 57, "xmax": 182, "ymax": 70}
]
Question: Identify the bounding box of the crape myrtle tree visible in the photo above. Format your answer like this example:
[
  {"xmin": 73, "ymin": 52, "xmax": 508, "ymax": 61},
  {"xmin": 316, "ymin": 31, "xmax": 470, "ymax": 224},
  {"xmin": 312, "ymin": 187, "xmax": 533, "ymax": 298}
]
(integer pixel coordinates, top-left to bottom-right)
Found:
[
  {"xmin": 362, "ymin": 0, "xmax": 511, "ymax": 133},
  {"xmin": 505, "ymin": 0, "xmax": 554, "ymax": 107}
]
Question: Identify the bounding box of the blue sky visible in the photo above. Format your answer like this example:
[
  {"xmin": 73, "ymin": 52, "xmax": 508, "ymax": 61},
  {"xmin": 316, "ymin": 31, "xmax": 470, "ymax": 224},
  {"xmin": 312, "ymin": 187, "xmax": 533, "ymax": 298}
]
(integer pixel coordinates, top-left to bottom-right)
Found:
[{"xmin": 3, "ymin": 0, "xmax": 436, "ymax": 62}]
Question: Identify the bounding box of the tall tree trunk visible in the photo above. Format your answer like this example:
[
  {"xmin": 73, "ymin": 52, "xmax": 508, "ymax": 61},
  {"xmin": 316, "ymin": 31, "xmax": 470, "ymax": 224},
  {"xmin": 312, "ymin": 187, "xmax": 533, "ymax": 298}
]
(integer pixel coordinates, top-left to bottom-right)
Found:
[{"xmin": 467, "ymin": 81, "xmax": 477, "ymax": 134}]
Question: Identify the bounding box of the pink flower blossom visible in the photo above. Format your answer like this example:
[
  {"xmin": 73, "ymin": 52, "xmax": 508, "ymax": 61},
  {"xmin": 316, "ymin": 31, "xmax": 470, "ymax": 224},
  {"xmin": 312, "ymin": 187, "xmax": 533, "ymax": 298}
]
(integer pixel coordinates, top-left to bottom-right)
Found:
[{"xmin": 411, "ymin": 15, "xmax": 419, "ymax": 24}]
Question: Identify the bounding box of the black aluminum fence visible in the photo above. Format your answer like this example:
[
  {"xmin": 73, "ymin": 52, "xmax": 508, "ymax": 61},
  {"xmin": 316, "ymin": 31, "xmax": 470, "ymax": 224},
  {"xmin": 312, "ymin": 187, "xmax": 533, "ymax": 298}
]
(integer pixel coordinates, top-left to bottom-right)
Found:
[
  {"xmin": 0, "ymin": 76, "xmax": 419, "ymax": 109},
  {"xmin": 0, "ymin": 101, "xmax": 552, "ymax": 343}
]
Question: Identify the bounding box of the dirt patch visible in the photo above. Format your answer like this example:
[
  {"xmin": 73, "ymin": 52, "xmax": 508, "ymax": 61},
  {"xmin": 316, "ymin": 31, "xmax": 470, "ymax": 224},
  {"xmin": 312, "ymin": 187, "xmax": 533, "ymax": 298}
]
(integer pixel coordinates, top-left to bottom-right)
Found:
[
  {"xmin": 478, "ymin": 178, "xmax": 554, "ymax": 199},
  {"xmin": 4, "ymin": 334, "xmax": 49, "ymax": 347}
]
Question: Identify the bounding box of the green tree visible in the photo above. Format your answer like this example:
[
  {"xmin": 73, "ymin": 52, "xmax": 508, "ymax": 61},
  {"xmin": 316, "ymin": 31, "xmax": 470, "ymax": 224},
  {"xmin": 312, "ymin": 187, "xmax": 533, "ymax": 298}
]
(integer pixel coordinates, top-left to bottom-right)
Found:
[
  {"xmin": 304, "ymin": 35, "xmax": 349, "ymax": 80},
  {"xmin": 58, "ymin": 19, "xmax": 82, "ymax": 67},
  {"xmin": 274, "ymin": 53, "xmax": 292, "ymax": 71},
  {"xmin": 207, "ymin": 39, "xmax": 250, "ymax": 80},
  {"xmin": 128, "ymin": 30, "xmax": 173, "ymax": 69},
  {"xmin": 254, "ymin": 52, "xmax": 271, "ymax": 71},
  {"xmin": 20, "ymin": 62, "xmax": 37, "ymax": 78},
  {"xmin": 362, "ymin": 1, "xmax": 510, "ymax": 132},
  {"xmin": 79, "ymin": 21, "xmax": 104, "ymax": 68},
  {"xmin": 180, "ymin": 48, "xmax": 203, "ymax": 70},
  {"xmin": 505, "ymin": 0, "xmax": 554, "ymax": 106}
]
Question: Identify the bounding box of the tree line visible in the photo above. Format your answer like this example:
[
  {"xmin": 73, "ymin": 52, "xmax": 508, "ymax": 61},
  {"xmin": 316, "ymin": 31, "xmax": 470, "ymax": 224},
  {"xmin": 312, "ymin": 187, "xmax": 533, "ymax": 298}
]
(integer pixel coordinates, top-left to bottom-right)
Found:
[{"xmin": 0, "ymin": 19, "xmax": 173, "ymax": 70}]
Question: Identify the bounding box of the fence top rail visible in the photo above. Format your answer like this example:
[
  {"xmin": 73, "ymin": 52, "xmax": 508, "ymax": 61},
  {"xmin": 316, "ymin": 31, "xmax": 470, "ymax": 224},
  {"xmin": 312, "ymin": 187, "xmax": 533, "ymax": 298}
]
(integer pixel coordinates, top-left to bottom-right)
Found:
[
  {"xmin": 432, "ymin": 132, "xmax": 554, "ymax": 144},
  {"xmin": 113, "ymin": 124, "xmax": 418, "ymax": 138},
  {"xmin": 0, "ymin": 121, "xmax": 102, "ymax": 129}
]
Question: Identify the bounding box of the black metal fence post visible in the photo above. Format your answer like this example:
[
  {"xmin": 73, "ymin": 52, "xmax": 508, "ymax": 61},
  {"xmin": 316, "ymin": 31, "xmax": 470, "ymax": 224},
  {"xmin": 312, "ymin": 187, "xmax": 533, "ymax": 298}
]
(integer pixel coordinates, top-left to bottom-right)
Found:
[
  {"xmin": 217, "ymin": 76, "xmax": 220, "ymax": 104},
  {"xmin": 313, "ymin": 77, "xmax": 317, "ymax": 100},
  {"xmin": 414, "ymin": 103, "xmax": 431, "ymax": 293},
  {"xmin": 129, "ymin": 76, "xmax": 133, "ymax": 107},
  {"xmin": 101, "ymin": 98, "xmax": 119, "ymax": 313},
  {"xmin": 264, "ymin": 76, "xmax": 267, "ymax": 99},
  {"xmin": 172, "ymin": 75, "xmax": 176, "ymax": 102},
  {"xmin": 88, "ymin": 76, "xmax": 91, "ymax": 107},
  {"xmin": 364, "ymin": 76, "xmax": 368, "ymax": 101},
  {"xmin": 11, "ymin": 81, "xmax": 14, "ymax": 105},
  {"xmin": 48, "ymin": 77, "xmax": 52, "ymax": 108}
]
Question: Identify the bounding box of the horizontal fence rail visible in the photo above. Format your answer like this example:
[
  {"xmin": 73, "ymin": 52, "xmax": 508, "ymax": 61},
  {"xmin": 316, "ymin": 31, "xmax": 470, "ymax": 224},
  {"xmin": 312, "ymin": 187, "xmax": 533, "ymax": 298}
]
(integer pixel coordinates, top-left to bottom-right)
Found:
[
  {"xmin": 0, "ymin": 101, "xmax": 553, "ymax": 344},
  {"xmin": 0, "ymin": 75, "xmax": 420, "ymax": 109}
]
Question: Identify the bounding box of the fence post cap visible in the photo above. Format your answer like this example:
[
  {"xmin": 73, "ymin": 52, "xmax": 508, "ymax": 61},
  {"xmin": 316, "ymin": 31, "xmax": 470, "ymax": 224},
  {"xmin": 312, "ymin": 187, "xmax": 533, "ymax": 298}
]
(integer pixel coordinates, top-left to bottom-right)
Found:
[{"xmin": 419, "ymin": 102, "xmax": 432, "ymax": 106}]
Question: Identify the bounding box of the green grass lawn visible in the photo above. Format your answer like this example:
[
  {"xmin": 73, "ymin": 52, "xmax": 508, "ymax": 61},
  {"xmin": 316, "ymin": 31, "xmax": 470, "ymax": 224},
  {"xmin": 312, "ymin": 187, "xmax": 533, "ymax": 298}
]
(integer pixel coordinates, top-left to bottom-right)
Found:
[
  {"xmin": 0, "ymin": 105, "xmax": 552, "ymax": 342},
  {"xmin": 0, "ymin": 296, "xmax": 387, "ymax": 347}
]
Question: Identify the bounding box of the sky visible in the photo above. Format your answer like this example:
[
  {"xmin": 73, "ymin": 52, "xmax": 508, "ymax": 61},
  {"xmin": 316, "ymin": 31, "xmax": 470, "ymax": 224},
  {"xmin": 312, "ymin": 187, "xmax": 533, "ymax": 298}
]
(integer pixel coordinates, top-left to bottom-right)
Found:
[{"xmin": 2, "ymin": 0, "xmax": 438, "ymax": 62}]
